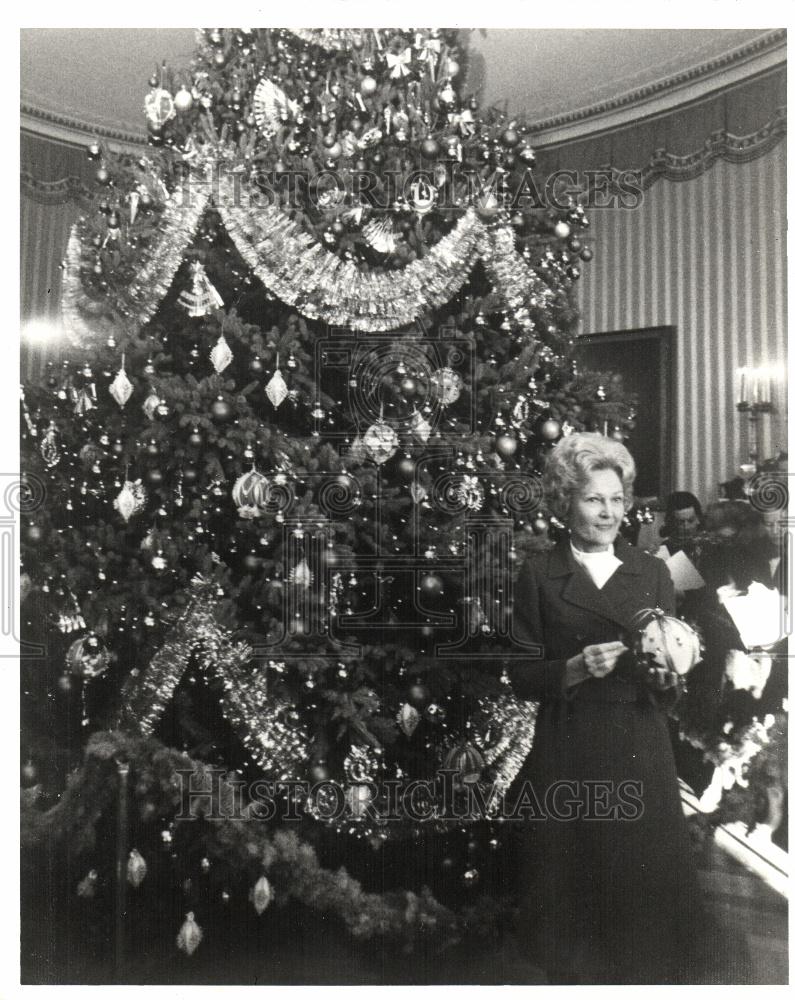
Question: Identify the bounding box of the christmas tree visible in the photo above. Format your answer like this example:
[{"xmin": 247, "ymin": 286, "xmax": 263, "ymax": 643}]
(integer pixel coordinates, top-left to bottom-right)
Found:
[{"xmin": 21, "ymin": 28, "xmax": 637, "ymax": 975}]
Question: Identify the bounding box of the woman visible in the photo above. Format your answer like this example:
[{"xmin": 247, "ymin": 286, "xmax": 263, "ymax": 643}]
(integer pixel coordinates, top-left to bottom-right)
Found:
[{"xmin": 507, "ymin": 433, "xmax": 710, "ymax": 984}]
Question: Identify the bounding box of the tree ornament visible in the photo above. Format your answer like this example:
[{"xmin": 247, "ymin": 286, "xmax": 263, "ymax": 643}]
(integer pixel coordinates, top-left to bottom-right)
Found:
[
  {"xmin": 463, "ymin": 868, "xmax": 480, "ymax": 887},
  {"xmin": 410, "ymin": 178, "xmax": 437, "ymax": 216},
  {"xmin": 344, "ymin": 743, "xmax": 380, "ymax": 782},
  {"xmin": 251, "ymin": 875, "xmax": 274, "ymax": 915},
  {"xmin": 77, "ymin": 870, "xmax": 98, "ymax": 899},
  {"xmin": 144, "ymin": 87, "xmax": 176, "ymax": 128},
  {"xmin": 363, "ymin": 420, "xmax": 399, "ymax": 464},
  {"xmin": 410, "ymin": 482, "xmax": 428, "ymax": 504},
  {"xmin": 634, "ymin": 611, "xmax": 702, "ymax": 693},
  {"xmin": 420, "ymin": 573, "xmax": 444, "ymax": 598},
  {"xmin": 211, "ymin": 397, "xmax": 232, "ymax": 421},
  {"xmin": 410, "ymin": 410, "xmax": 431, "ymax": 444},
  {"xmin": 474, "ymin": 190, "xmax": 501, "ymax": 220},
  {"xmin": 173, "ymin": 86, "xmax": 193, "ymax": 113},
  {"xmin": 360, "ymin": 75, "xmax": 378, "ymax": 97},
  {"xmin": 253, "ymin": 78, "xmax": 299, "ymax": 135},
  {"xmin": 540, "ymin": 418, "xmax": 561, "ymax": 441},
  {"xmin": 532, "ymin": 514, "xmax": 549, "ymax": 535},
  {"xmin": 345, "ymin": 784, "xmax": 374, "ymax": 818},
  {"xmin": 398, "ymin": 456, "xmax": 416, "ymax": 479},
  {"xmin": 362, "ymin": 217, "xmax": 396, "ymax": 254},
  {"xmin": 265, "ymin": 366, "xmax": 288, "ymax": 409},
  {"xmin": 397, "ymin": 702, "xmax": 421, "ymax": 738},
  {"xmin": 580, "ymin": 247, "xmax": 593, "ymax": 262},
  {"xmin": 495, "ymin": 435, "xmax": 518, "ymax": 458},
  {"xmin": 142, "ymin": 391, "xmax": 161, "ymax": 421},
  {"xmin": 407, "ymin": 679, "xmax": 430, "ymax": 709},
  {"xmin": 176, "ymin": 912, "xmax": 203, "ymax": 956},
  {"xmin": 127, "ymin": 848, "xmax": 148, "ymax": 888},
  {"xmin": 151, "ymin": 549, "xmax": 167, "ymax": 571},
  {"xmin": 178, "ymin": 262, "xmax": 223, "ymax": 317},
  {"xmin": 421, "ymin": 137, "xmax": 441, "ymax": 159},
  {"xmin": 289, "ymin": 558, "xmax": 314, "ymax": 588},
  {"xmin": 39, "ymin": 421, "xmax": 60, "ymax": 468},
  {"xmin": 454, "ymin": 474, "xmax": 484, "ymax": 511},
  {"xmin": 430, "ymin": 367, "xmax": 462, "ymax": 406},
  {"xmin": 21, "ymin": 760, "xmax": 38, "ymax": 787},
  {"xmin": 444, "ymin": 743, "xmax": 486, "ymax": 785},
  {"xmin": 65, "ymin": 632, "xmax": 110, "ymax": 678},
  {"xmin": 232, "ymin": 468, "xmax": 270, "ymax": 518},
  {"xmin": 209, "ymin": 333, "xmax": 233, "ymax": 374},
  {"xmin": 114, "ymin": 479, "xmax": 147, "ymax": 522},
  {"xmin": 500, "ymin": 127, "xmax": 520, "ymax": 148},
  {"xmin": 109, "ymin": 361, "xmax": 133, "ymax": 408},
  {"xmin": 87, "ymin": 142, "xmax": 101, "ymax": 160},
  {"xmin": 518, "ymin": 146, "xmax": 536, "ymax": 166},
  {"xmin": 57, "ymin": 674, "xmax": 72, "ymax": 694}
]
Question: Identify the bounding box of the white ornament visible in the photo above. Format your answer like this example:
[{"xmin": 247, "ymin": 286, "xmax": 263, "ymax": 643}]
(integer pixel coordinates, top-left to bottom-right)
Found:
[
  {"xmin": 363, "ymin": 420, "xmax": 399, "ymax": 464},
  {"xmin": 397, "ymin": 702, "xmax": 420, "ymax": 737},
  {"xmin": 109, "ymin": 366, "xmax": 133, "ymax": 408},
  {"xmin": 210, "ymin": 334, "xmax": 233, "ymax": 374},
  {"xmin": 252, "ymin": 78, "xmax": 300, "ymax": 135},
  {"xmin": 410, "ymin": 410, "xmax": 431, "ymax": 444},
  {"xmin": 127, "ymin": 848, "xmax": 148, "ymax": 888},
  {"xmin": 265, "ymin": 369, "xmax": 288, "ymax": 409},
  {"xmin": 251, "ymin": 875, "xmax": 274, "ymax": 915},
  {"xmin": 144, "ymin": 87, "xmax": 176, "ymax": 127},
  {"xmin": 455, "ymin": 474, "xmax": 484, "ymax": 511},
  {"xmin": 410, "ymin": 482, "xmax": 428, "ymax": 504},
  {"xmin": 114, "ymin": 480, "xmax": 147, "ymax": 522},
  {"xmin": 362, "ymin": 217, "xmax": 395, "ymax": 254},
  {"xmin": 176, "ymin": 912, "xmax": 203, "ymax": 956},
  {"xmin": 430, "ymin": 367, "xmax": 462, "ymax": 406},
  {"xmin": 290, "ymin": 558, "xmax": 314, "ymax": 588},
  {"xmin": 410, "ymin": 179, "xmax": 437, "ymax": 216},
  {"xmin": 142, "ymin": 391, "xmax": 161, "ymax": 421}
]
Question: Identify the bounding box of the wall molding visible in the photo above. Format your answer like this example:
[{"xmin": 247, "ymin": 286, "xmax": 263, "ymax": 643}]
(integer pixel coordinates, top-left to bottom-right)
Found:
[{"xmin": 529, "ymin": 29, "xmax": 786, "ymax": 148}]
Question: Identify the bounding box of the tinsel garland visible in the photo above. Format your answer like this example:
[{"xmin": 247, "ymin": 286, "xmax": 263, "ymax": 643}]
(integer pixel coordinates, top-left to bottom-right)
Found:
[
  {"xmin": 119, "ymin": 576, "xmax": 308, "ymax": 779},
  {"xmin": 473, "ymin": 693, "xmax": 538, "ymax": 813},
  {"xmin": 61, "ymin": 176, "xmax": 212, "ymax": 347},
  {"xmin": 21, "ymin": 730, "xmax": 465, "ymax": 950},
  {"xmin": 61, "ymin": 165, "xmax": 557, "ymax": 341},
  {"xmin": 217, "ymin": 178, "xmax": 484, "ymax": 331}
]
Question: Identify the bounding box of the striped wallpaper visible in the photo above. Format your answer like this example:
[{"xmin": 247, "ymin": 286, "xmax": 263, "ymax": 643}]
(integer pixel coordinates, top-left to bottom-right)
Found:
[{"xmin": 578, "ymin": 142, "xmax": 787, "ymax": 502}]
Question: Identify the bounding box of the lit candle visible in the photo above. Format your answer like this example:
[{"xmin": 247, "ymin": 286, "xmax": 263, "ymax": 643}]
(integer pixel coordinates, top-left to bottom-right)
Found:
[{"xmin": 736, "ymin": 368, "xmax": 747, "ymax": 406}]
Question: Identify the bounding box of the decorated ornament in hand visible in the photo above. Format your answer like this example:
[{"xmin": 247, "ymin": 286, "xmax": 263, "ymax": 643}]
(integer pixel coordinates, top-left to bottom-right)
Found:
[{"xmin": 632, "ymin": 610, "xmax": 702, "ymax": 692}]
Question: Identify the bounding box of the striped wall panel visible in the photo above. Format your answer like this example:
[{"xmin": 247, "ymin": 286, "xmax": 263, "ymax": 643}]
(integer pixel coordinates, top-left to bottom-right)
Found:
[{"xmin": 578, "ymin": 143, "xmax": 787, "ymax": 502}]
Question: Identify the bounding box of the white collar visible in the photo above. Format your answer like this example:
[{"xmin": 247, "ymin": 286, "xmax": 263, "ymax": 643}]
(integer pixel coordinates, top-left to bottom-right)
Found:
[{"xmin": 569, "ymin": 540, "xmax": 623, "ymax": 589}]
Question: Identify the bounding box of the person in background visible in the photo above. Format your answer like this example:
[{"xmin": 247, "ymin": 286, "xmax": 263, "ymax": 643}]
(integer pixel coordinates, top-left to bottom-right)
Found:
[{"xmin": 659, "ymin": 491, "xmax": 704, "ymax": 556}]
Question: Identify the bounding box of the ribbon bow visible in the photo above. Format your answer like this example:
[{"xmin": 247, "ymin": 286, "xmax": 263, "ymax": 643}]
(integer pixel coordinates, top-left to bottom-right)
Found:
[{"xmin": 386, "ymin": 47, "xmax": 413, "ymax": 79}]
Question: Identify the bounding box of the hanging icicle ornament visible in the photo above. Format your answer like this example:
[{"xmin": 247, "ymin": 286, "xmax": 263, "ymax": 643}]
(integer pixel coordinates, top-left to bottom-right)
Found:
[
  {"xmin": 109, "ymin": 355, "xmax": 133, "ymax": 409},
  {"xmin": 410, "ymin": 409, "xmax": 431, "ymax": 444},
  {"xmin": 289, "ymin": 558, "xmax": 314, "ymax": 588},
  {"xmin": 265, "ymin": 353, "xmax": 288, "ymax": 409},
  {"xmin": 39, "ymin": 421, "xmax": 60, "ymax": 468},
  {"xmin": 127, "ymin": 848, "xmax": 148, "ymax": 888},
  {"xmin": 176, "ymin": 912, "xmax": 203, "ymax": 956},
  {"xmin": 114, "ymin": 479, "xmax": 147, "ymax": 522},
  {"xmin": 178, "ymin": 261, "xmax": 223, "ymax": 317},
  {"xmin": 209, "ymin": 332, "xmax": 233, "ymax": 373},
  {"xmin": 430, "ymin": 367, "xmax": 462, "ymax": 406},
  {"xmin": 250, "ymin": 875, "xmax": 274, "ymax": 915},
  {"xmin": 232, "ymin": 468, "xmax": 270, "ymax": 519}
]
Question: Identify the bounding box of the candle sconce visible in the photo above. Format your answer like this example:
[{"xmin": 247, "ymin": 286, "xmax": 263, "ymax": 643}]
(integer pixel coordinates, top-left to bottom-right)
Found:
[{"xmin": 735, "ymin": 366, "xmax": 776, "ymax": 470}]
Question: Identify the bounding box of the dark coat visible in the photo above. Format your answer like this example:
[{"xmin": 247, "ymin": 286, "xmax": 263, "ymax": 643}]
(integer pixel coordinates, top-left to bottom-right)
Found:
[{"xmin": 505, "ymin": 537, "xmax": 715, "ymax": 984}]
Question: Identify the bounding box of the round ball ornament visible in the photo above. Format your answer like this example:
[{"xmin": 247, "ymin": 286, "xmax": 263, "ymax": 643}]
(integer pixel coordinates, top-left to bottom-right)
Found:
[
  {"xmin": 144, "ymin": 88, "xmax": 176, "ymax": 128},
  {"xmin": 232, "ymin": 469, "xmax": 271, "ymax": 518},
  {"xmin": 420, "ymin": 573, "xmax": 444, "ymax": 598},
  {"xmin": 211, "ymin": 397, "xmax": 232, "ymax": 421},
  {"xmin": 444, "ymin": 742, "xmax": 486, "ymax": 786},
  {"xmin": 21, "ymin": 760, "xmax": 38, "ymax": 787},
  {"xmin": 174, "ymin": 86, "xmax": 194, "ymax": 114},
  {"xmin": 500, "ymin": 127, "xmax": 520, "ymax": 148},
  {"xmin": 407, "ymin": 679, "xmax": 430, "ymax": 709},
  {"xmin": 360, "ymin": 75, "xmax": 378, "ymax": 97},
  {"xmin": 580, "ymin": 247, "xmax": 593, "ymax": 263},
  {"xmin": 421, "ymin": 138, "xmax": 441, "ymax": 159},
  {"xmin": 633, "ymin": 611, "xmax": 701, "ymax": 692},
  {"xmin": 540, "ymin": 418, "xmax": 561, "ymax": 441},
  {"xmin": 363, "ymin": 420, "xmax": 399, "ymax": 465},
  {"xmin": 430, "ymin": 367, "xmax": 462, "ymax": 406},
  {"xmin": 66, "ymin": 633, "xmax": 110, "ymax": 678},
  {"xmin": 495, "ymin": 434, "xmax": 518, "ymax": 458}
]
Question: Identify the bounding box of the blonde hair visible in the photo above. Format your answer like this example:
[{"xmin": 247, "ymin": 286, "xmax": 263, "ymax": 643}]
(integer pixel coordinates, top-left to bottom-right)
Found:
[{"xmin": 543, "ymin": 432, "xmax": 636, "ymax": 520}]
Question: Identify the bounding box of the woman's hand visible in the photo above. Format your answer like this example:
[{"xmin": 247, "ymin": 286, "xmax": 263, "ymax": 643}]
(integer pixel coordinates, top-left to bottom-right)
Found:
[{"xmin": 582, "ymin": 641, "xmax": 628, "ymax": 678}]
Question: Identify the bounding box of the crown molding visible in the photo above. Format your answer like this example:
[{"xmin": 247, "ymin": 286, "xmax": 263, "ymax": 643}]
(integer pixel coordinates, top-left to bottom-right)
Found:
[
  {"xmin": 20, "ymin": 101, "xmax": 147, "ymax": 152},
  {"xmin": 528, "ymin": 29, "xmax": 786, "ymax": 148}
]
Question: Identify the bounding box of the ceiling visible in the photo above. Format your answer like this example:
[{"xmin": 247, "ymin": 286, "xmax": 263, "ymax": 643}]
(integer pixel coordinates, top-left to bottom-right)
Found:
[{"xmin": 20, "ymin": 27, "xmax": 780, "ymax": 140}]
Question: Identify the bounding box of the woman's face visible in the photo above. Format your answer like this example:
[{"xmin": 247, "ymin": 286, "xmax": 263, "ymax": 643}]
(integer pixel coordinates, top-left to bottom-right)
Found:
[{"xmin": 569, "ymin": 468, "xmax": 626, "ymax": 552}]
